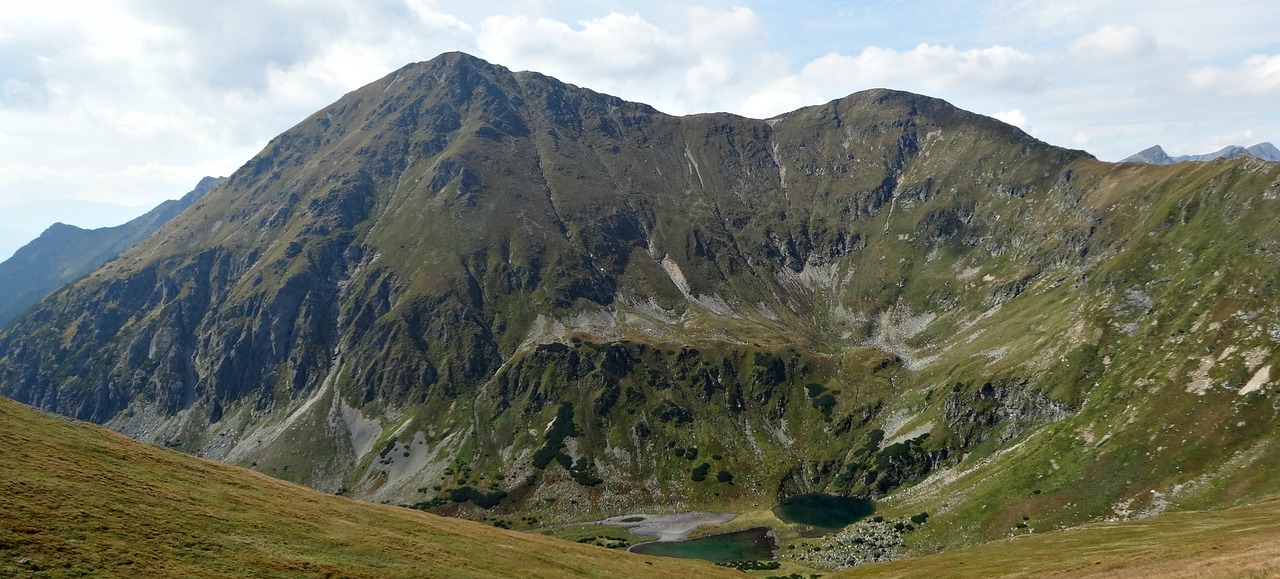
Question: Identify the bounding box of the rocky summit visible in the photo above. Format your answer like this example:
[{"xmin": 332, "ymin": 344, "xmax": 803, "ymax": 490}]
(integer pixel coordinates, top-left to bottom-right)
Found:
[{"xmin": 2, "ymin": 52, "xmax": 1279, "ymax": 560}]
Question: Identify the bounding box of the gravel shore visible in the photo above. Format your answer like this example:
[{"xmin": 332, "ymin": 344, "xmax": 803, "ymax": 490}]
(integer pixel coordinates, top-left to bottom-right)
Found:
[{"xmin": 598, "ymin": 512, "xmax": 737, "ymax": 541}]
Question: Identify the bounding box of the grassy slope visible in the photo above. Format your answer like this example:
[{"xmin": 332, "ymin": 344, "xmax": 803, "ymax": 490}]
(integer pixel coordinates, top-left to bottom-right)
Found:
[
  {"xmin": 0, "ymin": 397, "xmax": 737, "ymax": 579},
  {"xmin": 837, "ymin": 497, "xmax": 1280, "ymax": 578}
]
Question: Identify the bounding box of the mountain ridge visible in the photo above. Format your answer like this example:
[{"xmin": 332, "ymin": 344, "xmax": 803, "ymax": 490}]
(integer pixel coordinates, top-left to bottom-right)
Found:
[
  {"xmin": 1, "ymin": 52, "xmax": 1278, "ymax": 567},
  {"xmin": 1122, "ymin": 142, "xmax": 1280, "ymax": 165},
  {"xmin": 0, "ymin": 176, "xmax": 223, "ymax": 327}
]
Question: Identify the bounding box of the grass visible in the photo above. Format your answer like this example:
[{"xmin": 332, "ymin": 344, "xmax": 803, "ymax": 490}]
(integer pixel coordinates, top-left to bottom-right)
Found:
[
  {"xmin": 836, "ymin": 495, "xmax": 1280, "ymax": 578},
  {"xmin": 0, "ymin": 396, "xmax": 739, "ymax": 578}
]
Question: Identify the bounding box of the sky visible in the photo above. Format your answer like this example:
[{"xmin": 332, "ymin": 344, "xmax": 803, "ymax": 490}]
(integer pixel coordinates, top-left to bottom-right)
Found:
[{"xmin": 1, "ymin": 0, "xmax": 1278, "ymax": 260}]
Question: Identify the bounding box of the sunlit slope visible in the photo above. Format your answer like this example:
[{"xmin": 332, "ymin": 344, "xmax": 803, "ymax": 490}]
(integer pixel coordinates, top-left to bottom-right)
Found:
[
  {"xmin": 837, "ymin": 497, "xmax": 1280, "ymax": 578},
  {"xmin": 0, "ymin": 396, "xmax": 736, "ymax": 578}
]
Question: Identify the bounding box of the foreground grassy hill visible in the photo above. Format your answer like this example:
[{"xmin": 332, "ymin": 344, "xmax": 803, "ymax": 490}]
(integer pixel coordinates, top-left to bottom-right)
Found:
[
  {"xmin": 838, "ymin": 496, "xmax": 1280, "ymax": 578},
  {"xmin": 0, "ymin": 396, "xmax": 735, "ymax": 578}
]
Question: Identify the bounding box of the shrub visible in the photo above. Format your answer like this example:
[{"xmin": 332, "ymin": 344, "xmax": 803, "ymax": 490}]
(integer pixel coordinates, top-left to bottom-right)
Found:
[{"xmin": 447, "ymin": 486, "xmax": 508, "ymax": 509}]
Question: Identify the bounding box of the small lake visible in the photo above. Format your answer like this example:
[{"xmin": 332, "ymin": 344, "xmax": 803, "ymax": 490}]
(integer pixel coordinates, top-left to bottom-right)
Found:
[
  {"xmin": 773, "ymin": 493, "xmax": 875, "ymax": 531},
  {"xmin": 628, "ymin": 526, "xmax": 776, "ymax": 563}
]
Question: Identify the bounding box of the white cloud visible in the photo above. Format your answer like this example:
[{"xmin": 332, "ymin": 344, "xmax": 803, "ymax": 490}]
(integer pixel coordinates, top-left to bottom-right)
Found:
[
  {"xmin": 739, "ymin": 87, "xmax": 811, "ymax": 120},
  {"xmin": 1, "ymin": 79, "xmax": 48, "ymax": 108},
  {"xmin": 740, "ymin": 43, "xmax": 1043, "ymax": 118},
  {"xmin": 809, "ymin": 44, "xmax": 1043, "ymax": 92},
  {"xmin": 1203, "ymin": 128, "xmax": 1257, "ymax": 151},
  {"xmin": 472, "ymin": 7, "xmax": 775, "ymax": 115},
  {"xmin": 683, "ymin": 55, "xmax": 735, "ymax": 98},
  {"xmin": 1189, "ymin": 53, "xmax": 1280, "ymax": 96},
  {"xmin": 687, "ymin": 6, "xmax": 766, "ymax": 48},
  {"xmin": 478, "ymin": 12, "xmax": 681, "ymax": 78},
  {"xmin": 995, "ymin": 0, "xmax": 1280, "ymax": 60},
  {"xmin": 1068, "ymin": 24, "xmax": 1156, "ymax": 62},
  {"xmin": 992, "ymin": 109, "xmax": 1029, "ymax": 129}
]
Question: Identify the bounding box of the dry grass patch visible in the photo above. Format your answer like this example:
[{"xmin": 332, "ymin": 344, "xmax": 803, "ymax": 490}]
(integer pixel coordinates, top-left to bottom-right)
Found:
[{"xmin": 0, "ymin": 397, "xmax": 737, "ymax": 578}]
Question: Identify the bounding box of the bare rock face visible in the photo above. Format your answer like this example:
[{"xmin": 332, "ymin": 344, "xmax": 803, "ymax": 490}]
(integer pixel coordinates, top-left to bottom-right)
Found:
[{"xmin": 2, "ymin": 53, "xmax": 1279, "ymax": 545}]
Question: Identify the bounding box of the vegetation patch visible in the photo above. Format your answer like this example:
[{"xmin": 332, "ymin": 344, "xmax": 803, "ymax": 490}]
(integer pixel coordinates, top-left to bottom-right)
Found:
[{"xmin": 447, "ymin": 485, "xmax": 508, "ymax": 509}]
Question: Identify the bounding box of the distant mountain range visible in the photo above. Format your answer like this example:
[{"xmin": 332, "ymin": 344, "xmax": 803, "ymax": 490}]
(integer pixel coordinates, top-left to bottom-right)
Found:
[
  {"xmin": 1122, "ymin": 142, "xmax": 1280, "ymax": 165},
  {"xmin": 0, "ymin": 176, "xmax": 223, "ymax": 327}
]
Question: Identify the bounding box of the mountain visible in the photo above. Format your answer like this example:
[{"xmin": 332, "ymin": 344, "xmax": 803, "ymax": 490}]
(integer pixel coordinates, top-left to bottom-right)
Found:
[
  {"xmin": 1, "ymin": 52, "xmax": 1279, "ymax": 567},
  {"xmin": 0, "ymin": 396, "xmax": 734, "ymax": 578},
  {"xmin": 1248, "ymin": 142, "xmax": 1280, "ymax": 161},
  {"xmin": 0, "ymin": 199, "xmax": 164, "ymax": 262},
  {"xmin": 1122, "ymin": 142, "xmax": 1280, "ymax": 164},
  {"xmin": 0, "ymin": 176, "xmax": 224, "ymax": 327},
  {"xmin": 1120, "ymin": 144, "xmax": 1175, "ymax": 165}
]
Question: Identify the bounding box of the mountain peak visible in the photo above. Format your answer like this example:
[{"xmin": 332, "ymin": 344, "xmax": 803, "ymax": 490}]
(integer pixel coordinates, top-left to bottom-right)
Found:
[
  {"xmin": 1247, "ymin": 141, "xmax": 1280, "ymax": 161},
  {"xmin": 1121, "ymin": 144, "xmax": 1172, "ymax": 165}
]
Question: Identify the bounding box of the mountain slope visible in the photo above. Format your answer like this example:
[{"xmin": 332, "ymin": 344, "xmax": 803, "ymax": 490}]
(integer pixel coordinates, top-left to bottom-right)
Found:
[
  {"xmin": 0, "ymin": 396, "xmax": 735, "ymax": 578},
  {"xmin": 836, "ymin": 496, "xmax": 1280, "ymax": 578},
  {"xmin": 1, "ymin": 52, "xmax": 1279, "ymax": 564},
  {"xmin": 0, "ymin": 176, "xmax": 223, "ymax": 327}
]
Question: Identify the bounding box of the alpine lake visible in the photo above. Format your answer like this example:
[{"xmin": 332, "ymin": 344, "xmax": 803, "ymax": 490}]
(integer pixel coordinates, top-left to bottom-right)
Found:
[
  {"xmin": 774, "ymin": 493, "xmax": 877, "ymax": 535},
  {"xmin": 629, "ymin": 526, "xmax": 776, "ymax": 563}
]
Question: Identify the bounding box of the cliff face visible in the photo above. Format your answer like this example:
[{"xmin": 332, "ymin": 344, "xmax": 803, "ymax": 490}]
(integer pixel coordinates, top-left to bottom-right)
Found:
[{"xmin": 2, "ymin": 52, "xmax": 1279, "ymax": 546}]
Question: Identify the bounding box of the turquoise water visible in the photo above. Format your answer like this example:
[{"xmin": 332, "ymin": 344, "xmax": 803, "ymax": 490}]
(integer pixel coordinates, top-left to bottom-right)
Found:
[
  {"xmin": 628, "ymin": 526, "xmax": 776, "ymax": 563},
  {"xmin": 773, "ymin": 493, "xmax": 875, "ymax": 530}
]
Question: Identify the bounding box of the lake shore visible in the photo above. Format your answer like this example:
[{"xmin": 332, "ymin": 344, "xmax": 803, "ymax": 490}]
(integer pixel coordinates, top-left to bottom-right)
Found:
[{"xmin": 597, "ymin": 511, "xmax": 737, "ymax": 542}]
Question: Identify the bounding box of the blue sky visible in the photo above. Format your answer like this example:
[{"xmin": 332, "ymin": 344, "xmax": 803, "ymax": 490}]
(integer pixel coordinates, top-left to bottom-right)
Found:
[{"xmin": 1, "ymin": 0, "xmax": 1278, "ymax": 259}]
